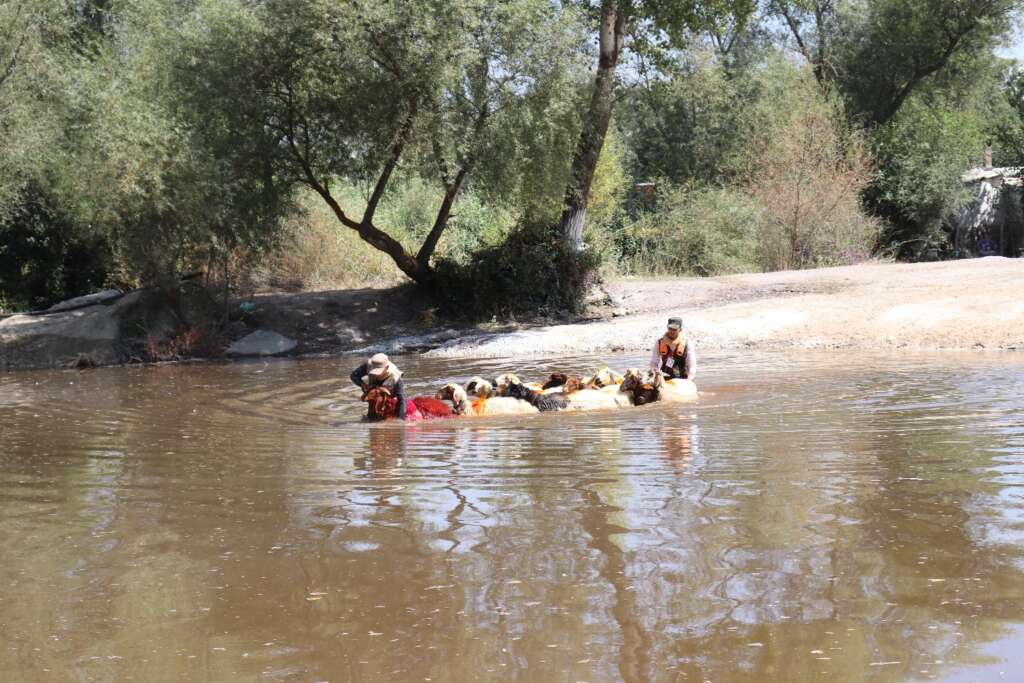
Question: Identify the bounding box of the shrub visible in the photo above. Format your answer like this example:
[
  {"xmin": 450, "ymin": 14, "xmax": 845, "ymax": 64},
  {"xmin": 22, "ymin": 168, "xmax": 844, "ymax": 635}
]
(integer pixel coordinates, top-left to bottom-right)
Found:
[
  {"xmin": 870, "ymin": 97, "xmax": 986, "ymax": 257},
  {"xmin": 0, "ymin": 184, "xmax": 111, "ymax": 312},
  {"xmin": 144, "ymin": 325, "xmax": 226, "ymax": 361},
  {"xmin": 260, "ymin": 182, "xmax": 518, "ymax": 291},
  {"xmin": 434, "ymin": 221, "xmax": 601, "ymax": 318},
  {"xmin": 614, "ymin": 64, "xmax": 879, "ymax": 278},
  {"xmin": 750, "ymin": 102, "xmax": 880, "ymax": 270},
  {"xmin": 616, "ymin": 186, "xmax": 762, "ymax": 276}
]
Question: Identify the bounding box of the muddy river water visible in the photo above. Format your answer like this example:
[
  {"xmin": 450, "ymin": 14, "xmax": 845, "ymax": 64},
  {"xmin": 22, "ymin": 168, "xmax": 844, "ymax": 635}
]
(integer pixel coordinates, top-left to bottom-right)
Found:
[{"xmin": 2, "ymin": 351, "xmax": 1024, "ymax": 682}]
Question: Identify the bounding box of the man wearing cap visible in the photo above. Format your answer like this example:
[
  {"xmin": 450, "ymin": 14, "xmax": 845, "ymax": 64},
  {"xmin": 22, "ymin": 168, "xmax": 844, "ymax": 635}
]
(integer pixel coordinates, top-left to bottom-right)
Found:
[
  {"xmin": 650, "ymin": 317, "xmax": 696, "ymax": 380},
  {"xmin": 350, "ymin": 353, "xmax": 407, "ymax": 420}
]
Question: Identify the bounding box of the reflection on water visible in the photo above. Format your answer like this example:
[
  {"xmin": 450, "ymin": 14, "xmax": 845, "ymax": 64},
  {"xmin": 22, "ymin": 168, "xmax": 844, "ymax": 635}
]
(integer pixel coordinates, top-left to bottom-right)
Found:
[{"xmin": 2, "ymin": 351, "xmax": 1024, "ymax": 681}]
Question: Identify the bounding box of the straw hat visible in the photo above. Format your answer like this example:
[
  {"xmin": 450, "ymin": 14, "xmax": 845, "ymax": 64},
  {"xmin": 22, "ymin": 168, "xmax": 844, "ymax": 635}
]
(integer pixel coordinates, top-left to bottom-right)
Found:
[
  {"xmin": 367, "ymin": 353, "xmax": 392, "ymax": 378},
  {"xmin": 365, "ymin": 353, "xmax": 403, "ymax": 384}
]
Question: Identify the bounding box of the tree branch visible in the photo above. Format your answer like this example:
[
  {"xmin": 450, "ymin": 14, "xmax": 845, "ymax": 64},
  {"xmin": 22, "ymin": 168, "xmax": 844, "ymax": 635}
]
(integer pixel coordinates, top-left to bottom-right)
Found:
[
  {"xmin": 364, "ymin": 100, "xmax": 418, "ymax": 224},
  {"xmin": 282, "ymin": 86, "xmax": 360, "ymax": 231},
  {"xmin": 0, "ymin": 7, "xmax": 31, "ymax": 91},
  {"xmin": 416, "ymin": 100, "xmax": 490, "ymax": 268},
  {"xmin": 874, "ymin": 24, "xmax": 969, "ymax": 126},
  {"xmin": 416, "ymin": 167, "xmax": 467, "ymax": 268},
  {"xmin": 282, "ymin": 84, "xmax": 429, "ymax": 282},
  {"xmin": 776, "ymin": 3, "xmax": 814, "ymax": 68}
]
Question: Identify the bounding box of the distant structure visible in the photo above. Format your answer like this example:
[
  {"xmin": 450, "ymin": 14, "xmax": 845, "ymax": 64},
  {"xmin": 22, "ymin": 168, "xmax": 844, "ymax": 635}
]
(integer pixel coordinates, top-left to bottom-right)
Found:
[
  {"xmin": 634, "ymin": 182, "xmax": 657, "ymax": 209},
  {"xmin": 957, "ymin": 153, "xmax": 1023, "ymax": 257}
]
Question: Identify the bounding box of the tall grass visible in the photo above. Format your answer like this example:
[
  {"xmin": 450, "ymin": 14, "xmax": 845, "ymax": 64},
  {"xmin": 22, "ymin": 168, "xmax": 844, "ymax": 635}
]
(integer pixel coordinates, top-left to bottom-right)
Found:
[
  {"xmin": 259, "ymin": 180, "xmax": 517, "ymax": 291},
  {"xmin": 614, "ymin": 186, "xmax": 761, "ymax": 276}
]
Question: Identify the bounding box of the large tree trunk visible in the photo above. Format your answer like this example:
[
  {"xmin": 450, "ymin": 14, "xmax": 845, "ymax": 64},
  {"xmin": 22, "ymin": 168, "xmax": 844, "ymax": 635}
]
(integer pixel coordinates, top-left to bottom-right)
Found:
[{"xmin": 559, "ymin": 0, "xmax": 626, "ymax": 251}]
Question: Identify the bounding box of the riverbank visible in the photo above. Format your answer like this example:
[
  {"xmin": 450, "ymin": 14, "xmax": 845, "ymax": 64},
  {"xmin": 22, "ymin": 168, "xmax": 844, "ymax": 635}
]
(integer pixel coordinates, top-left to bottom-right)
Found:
[
  {"xmin": 425, "ymin": 256, "xmax": 1024, "ymax": 358},
  {"xmin": 2, "ymin": 257, "xmax": 1022, "ymax": 370}
]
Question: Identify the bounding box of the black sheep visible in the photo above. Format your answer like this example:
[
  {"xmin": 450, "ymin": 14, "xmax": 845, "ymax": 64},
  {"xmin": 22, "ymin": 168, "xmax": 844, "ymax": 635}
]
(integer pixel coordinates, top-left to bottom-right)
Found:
[{"xmin": 505, "ymin": 380, "xmax": 569, "ymax": 412}]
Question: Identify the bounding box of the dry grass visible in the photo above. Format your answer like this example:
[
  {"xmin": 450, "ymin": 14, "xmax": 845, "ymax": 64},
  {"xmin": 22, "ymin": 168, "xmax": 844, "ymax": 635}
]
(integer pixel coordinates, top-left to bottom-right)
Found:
[{"xmin": 260, "ymin": 199, "xmax": 404, "ymax": 292}]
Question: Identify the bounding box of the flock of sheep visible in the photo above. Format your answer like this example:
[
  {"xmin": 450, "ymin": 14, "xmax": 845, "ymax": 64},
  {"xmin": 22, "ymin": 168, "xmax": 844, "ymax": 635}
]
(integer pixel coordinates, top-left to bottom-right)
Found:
[{"xmin": 365, "ymin": 366, "xmax": 698, "ymax": 421}]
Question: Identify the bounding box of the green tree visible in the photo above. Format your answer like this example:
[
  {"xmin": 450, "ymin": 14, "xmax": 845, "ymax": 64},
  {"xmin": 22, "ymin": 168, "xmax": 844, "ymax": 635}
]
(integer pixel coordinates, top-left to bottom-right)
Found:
[
  {"xmin": 174, "ymin": 0, "xmax": 586, "ymax": 287},
  {"xmin": 0, "ymin": 0, "xmax": 70, "ymax": 219},
  {"xmin": 864, "ymin": 52, "xmax": 1023, "ymax": 256},
  {"xmin": 558, "ymin": 0, "xmax": 756, "ymax": 251},
  {"xmin": 0, "ymin": 183, "xmax": 109, "ymax": 311},
  {"xmin": 770, "ymin": 0, "xmax": 1021, "ymax": 125},
  {"xmin": 618, "ymin": 47, "xmax": 765, "ymax": 186},
  {"xmin": 53, "ymin": 0, "xmax": 289, "ymax": 290},
  {"xmin": 990, "ymin": 65, "xmax": 1024, "ymax": 165}
]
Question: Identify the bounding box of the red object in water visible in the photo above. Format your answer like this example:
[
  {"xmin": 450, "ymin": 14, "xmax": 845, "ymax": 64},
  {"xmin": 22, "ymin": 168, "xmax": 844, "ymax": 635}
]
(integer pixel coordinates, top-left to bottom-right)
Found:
[
  {"xmin": 410, "ymin": 397, "xmax": 454, "ymax": 419},
  {"xmin": 364, "ymin": 387, "xmax": 454, "ymax": 421},
  {"xmin": 404, "ymin": 399, "xmax": 424, "ymax": 422}
]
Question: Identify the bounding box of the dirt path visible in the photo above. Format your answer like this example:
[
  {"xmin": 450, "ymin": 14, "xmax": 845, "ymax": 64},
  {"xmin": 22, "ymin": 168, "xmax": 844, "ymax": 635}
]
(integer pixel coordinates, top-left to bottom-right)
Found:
[{"xmin": 422, "ymin": 257, "xmax": 1024, "ymax": 358}]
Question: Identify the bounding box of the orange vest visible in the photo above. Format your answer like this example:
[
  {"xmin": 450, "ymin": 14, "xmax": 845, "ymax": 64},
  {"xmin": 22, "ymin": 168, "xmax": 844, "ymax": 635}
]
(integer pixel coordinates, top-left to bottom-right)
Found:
[{"xmin": 658, "ymin": 335, "xmax": 687, "ymax": 362}]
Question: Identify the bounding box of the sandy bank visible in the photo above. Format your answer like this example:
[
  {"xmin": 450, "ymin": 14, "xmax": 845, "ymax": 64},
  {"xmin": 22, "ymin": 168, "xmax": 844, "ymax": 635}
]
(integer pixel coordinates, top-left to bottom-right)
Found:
[
  {"xmin": 423, "ymin": 258, "xmax": 1024, "ymax": 358},
  {"xmin": 4, "ymin": 257, "xmax": 1021, "ymax": 370}
]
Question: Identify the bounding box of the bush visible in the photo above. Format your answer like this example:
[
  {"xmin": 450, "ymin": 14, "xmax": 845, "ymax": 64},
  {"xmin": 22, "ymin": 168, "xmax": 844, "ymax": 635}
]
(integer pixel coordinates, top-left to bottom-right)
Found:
[
  {"xmin": 870, "ymin": 97, "xmax": 987, "ymax": 257},
  {"xmin": 144, "ymin": 325, "xmax": 226, "ymax": 362},
  {"xmin": 616, "ymin": 186, "xmax": 762, "ymax": 276},
  {"xmin": 259, "ymin": 181, "xmax": 518, "ymax": 291},
  {"xmin": 434, "ymin": 221, "xmax": 601, "ymax": 318},
  {"xmin": 614, "ymin": 62, "xmax": 879, "ymax": 278},
  {"xmin": 750, "ymin": 94, "xmax": 880, "ymax": 270},
  {"xmin": 0, "ymin": 184, "xmax": 111, "ymax": 312}
]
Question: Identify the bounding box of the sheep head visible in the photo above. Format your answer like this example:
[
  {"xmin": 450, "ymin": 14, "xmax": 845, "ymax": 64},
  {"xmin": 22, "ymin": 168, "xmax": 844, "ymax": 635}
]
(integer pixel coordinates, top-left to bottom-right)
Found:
[
  {"xmin": 562, "ymin": 376, "xmax": 585, "ymax": 394},
  {"xmin": 435, "ymin": 383, "xmax": 458, "ymax": 401},
  {"xmin": 363, "ymin": 386, "xmax": 398, "ymax": 420},
  {"xmin": 542, "ymin": 372, "xmax": 570, "ymax": 390},
  {"xmin": 588, "ymin": 366, "xmax": 623, "ymax": 388},
  {"xmin": 465, "ymin": 377, "xmax": 493, "ymax": 398},
  {"xmin": 436, "ymin": 383, "xmax": 470, "ymax": 413},
  {"xmin": 620, "ymin": 368, "xmax": 643, "ymax": 391},
  {"xmin": 493, "ymin": 373, "xmax": 521, "ymax": 395},
  {"xmin": 622, "ymin": 369, "xmax": 660, "ymax": 406}
]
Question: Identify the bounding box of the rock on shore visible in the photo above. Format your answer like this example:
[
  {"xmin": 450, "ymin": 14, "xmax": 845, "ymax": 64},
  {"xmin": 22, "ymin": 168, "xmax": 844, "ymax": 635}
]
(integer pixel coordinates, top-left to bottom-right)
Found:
[{"xmin": 0, "ymin": 289, "xmax": 181, "ymax": 370}]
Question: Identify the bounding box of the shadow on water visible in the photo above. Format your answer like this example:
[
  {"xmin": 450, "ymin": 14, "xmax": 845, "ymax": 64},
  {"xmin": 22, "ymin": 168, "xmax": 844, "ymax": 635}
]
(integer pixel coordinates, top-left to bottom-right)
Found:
[{"xmin": 1, "ymin": 351, "xmax": 1024, "ymax": 681}]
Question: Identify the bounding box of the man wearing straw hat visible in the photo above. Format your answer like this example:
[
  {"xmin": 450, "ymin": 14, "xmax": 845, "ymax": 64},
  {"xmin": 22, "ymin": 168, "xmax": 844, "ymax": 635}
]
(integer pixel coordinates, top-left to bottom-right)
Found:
[
  {"xmin": 350, "ymin": 353, "xmax": 408, "ymax": 420},
  {"xmin": 650, "ymin": 317, "xmax": 696, "ymax": 380}
]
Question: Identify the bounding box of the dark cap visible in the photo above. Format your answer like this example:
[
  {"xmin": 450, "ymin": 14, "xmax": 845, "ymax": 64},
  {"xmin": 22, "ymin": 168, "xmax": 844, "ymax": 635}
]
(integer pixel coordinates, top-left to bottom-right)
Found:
[{"xmin": 667, "ymin": 317, "xmax": 682, "ymax": 330}]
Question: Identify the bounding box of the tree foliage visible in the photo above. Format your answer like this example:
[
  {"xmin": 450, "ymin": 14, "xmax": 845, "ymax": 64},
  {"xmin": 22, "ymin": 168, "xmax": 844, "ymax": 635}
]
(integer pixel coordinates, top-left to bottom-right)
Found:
[
  {"xmin": 771, "ymin": 0, "xmax": 1021, "ymax": 125},
  {"xmin": 0, "ymin": 184, "xmax": 109, "ymax": 311},
  {"xmin": 171, "ymin": 0, "xmax": 587, "ymax": 286},
  {"xmin": 557, "ymin": 0, "xmax": 756, "ymax": 250},
  {"xmin": 0, "ymin": 0, "xmax": 73, "ymax": 219},
  {"xmin": 1, "ymin": 0, "xmax": 1023, "ymax": 315}
]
